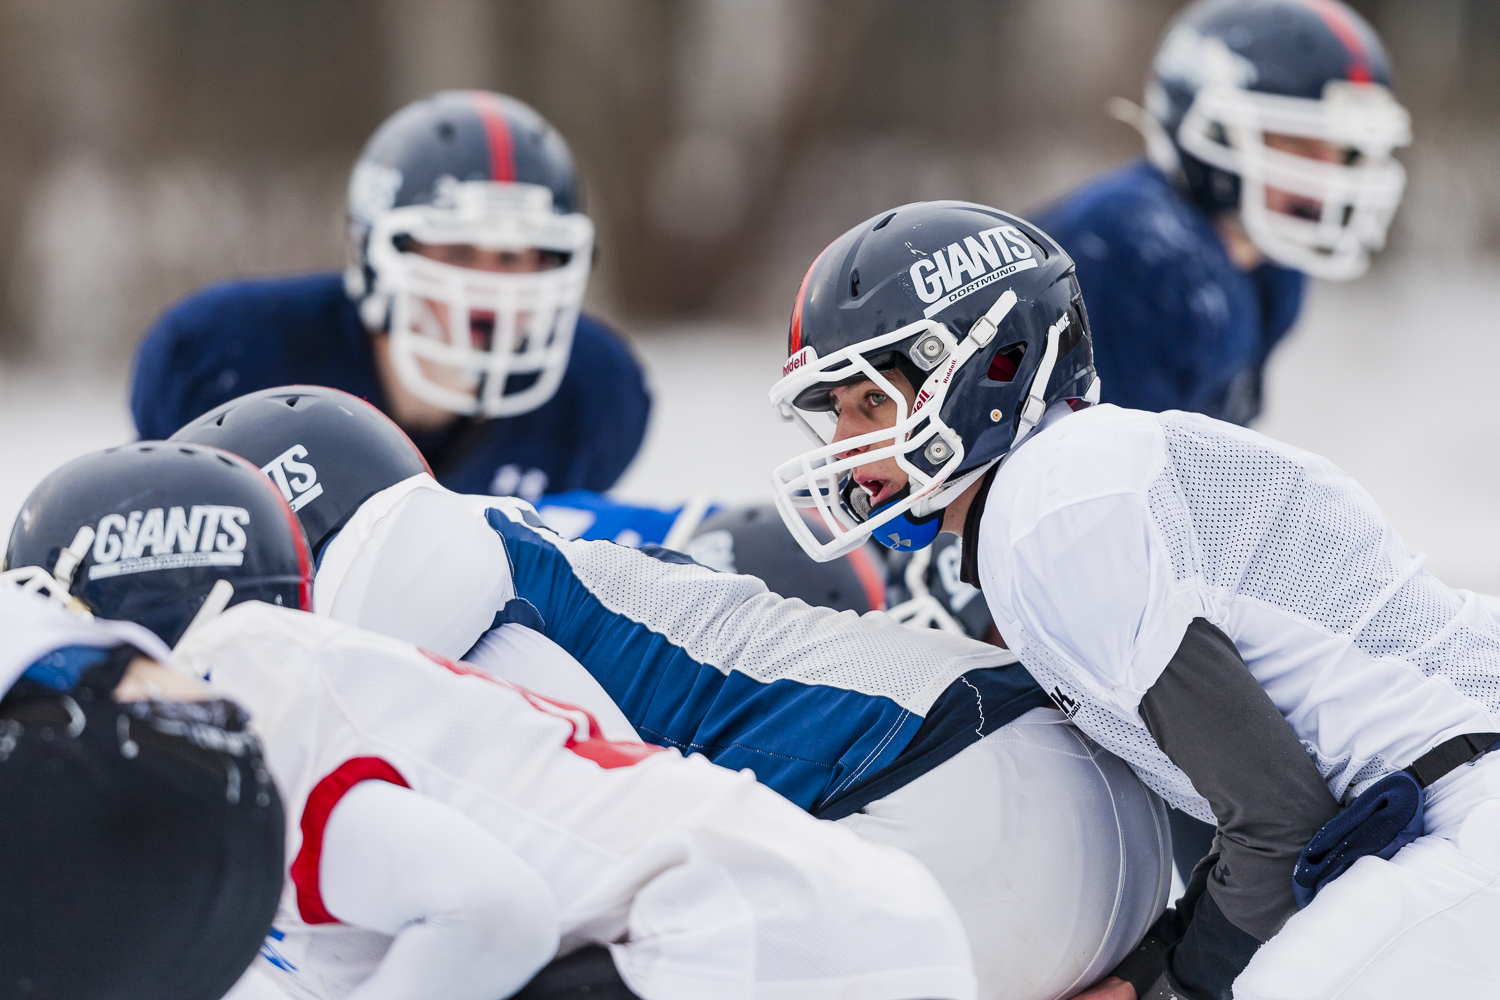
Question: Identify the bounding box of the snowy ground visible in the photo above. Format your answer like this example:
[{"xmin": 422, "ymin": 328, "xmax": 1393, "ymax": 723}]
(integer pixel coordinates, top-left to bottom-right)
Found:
[{"xmin": 4, "ymin": 256, "xmax": 1500, "ymax": 591}]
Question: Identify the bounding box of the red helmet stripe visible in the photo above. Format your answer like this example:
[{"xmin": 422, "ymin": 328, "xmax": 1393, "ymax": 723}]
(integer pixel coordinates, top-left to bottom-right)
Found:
[
  {"xmin": 472, "ymin": 91, "xmax": 517, "ymax": 182},
  {"xmin": 788, "ymin": 241, "xmax": 834, "ymax": 356},
  {"xmin": 1302, "ymin": 0, "xmax": 1374, "ymax": 84}
]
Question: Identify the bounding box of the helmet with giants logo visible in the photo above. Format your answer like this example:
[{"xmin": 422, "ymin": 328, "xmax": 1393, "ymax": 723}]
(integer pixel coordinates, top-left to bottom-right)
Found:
[
  {"xmin": 1125, "ymin": 0, "xmax": 1410, "ymax": 280},
  {"xmin": 3, "ymin": 443, "xmax": 312, "ymax": 646},
  {"xmin": 170, "ymin": 386, "xmax": 432, "ymax": 558},
  {"xmin": 344, "ymin": 90, "xmax": 594, "ymax": 417},
  {"xmin": 769, "ymin": 201, "xmax": 1097, "ymax": 562}
]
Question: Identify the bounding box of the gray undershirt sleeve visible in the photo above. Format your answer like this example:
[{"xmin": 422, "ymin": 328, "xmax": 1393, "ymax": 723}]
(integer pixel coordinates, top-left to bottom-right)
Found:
[{"xmin": 1139, "ymin": 618, "xmax": 1340, "ymax": 942}]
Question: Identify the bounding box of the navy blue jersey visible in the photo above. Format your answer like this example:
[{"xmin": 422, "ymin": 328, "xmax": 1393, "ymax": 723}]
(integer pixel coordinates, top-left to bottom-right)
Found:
[
  {"xmin": 130, "ymin": 272, "xmax": 650, "ymax": 498},
  {"xmin": 1035, "ymin": 160, "xmax": 1305, "ymax": 424}
]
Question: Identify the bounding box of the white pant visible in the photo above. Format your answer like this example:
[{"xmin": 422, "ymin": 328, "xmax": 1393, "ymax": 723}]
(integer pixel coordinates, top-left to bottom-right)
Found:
[
  {"xmin": 1235, "ymin": 750, "xmax": 1500, "ymax": 1000},
  {"xmin": 840, "ymin": 707, "xmax": 1174, "ymax": 1000}
]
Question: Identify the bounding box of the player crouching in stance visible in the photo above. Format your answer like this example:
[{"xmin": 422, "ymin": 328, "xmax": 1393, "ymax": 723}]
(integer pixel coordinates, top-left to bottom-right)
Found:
[
  {"xmin": 5, "ymin": 446, "xmax": 978, "ymax": 1000},
  {"xmin": 1, "ymin": 447, "xmax": 293, "ymax": 1000},
  {"xmin": 170, "ymin": 384, "xmax": 1176, "ymax": 1000},
  {"xmin": 769, "ymin": 200, "xmax": 1500, "ymax": 1000}
]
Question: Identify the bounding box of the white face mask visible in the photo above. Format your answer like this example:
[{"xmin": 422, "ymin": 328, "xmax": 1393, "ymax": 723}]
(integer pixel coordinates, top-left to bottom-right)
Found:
[
  {"xmin": 361, "ymin": 180, "xmax": 594, "ymax": 418},
  {"xmin": 766, "ymin": 289, "xmax": 1086, "ymax": 564},
  {"xmin": 1172, "ymin": 76, "xmax": 1411, "ymax": 281}
]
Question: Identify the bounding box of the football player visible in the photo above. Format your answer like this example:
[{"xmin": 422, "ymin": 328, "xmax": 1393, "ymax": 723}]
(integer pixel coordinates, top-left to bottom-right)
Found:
[
  {"xmin": 170, "ymin": 385, "xmax": 1175, "ymax": 1000},
  {"xmin": 769, "ymin": 199, "xmax": 1500, "ymax": 1000},
  {"xmin": 1034, "ymin": 0, "xmax": 1410, "ymax": 425},
  {"xmin": 6, "ymin": 445, "xmax": 976, "ymax": 1000},
  {"xmin": 130, "ymin": 91, "xmax": 648, "ymax": 502},
  {"xmin": 1, "ymin": 448, "xmax": 292, "ymax": 1000}
]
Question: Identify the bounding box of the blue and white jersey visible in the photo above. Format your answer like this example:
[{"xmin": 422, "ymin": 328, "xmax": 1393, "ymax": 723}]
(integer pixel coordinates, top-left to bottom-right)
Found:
[
  {"xmin": 311, "ymin": 476, "xmax": 1051, "ymax": 819},
  {"xmin": 130, "ymin": 272, "xmax": 650, "ymax": 499},
  {"xmin": 1034, "ymin": 160, "xmax": 1305, "ymax": 425}
]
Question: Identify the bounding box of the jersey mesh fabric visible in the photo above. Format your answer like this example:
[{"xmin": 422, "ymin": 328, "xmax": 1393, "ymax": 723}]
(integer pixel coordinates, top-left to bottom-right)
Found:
[
  {"xmin": 991, "ymin": 407, "xmax": 1500, "ymax": 823},
  {"xmin": 553, "ymin": 529, "xmax": 1006, "ymax": 713}
]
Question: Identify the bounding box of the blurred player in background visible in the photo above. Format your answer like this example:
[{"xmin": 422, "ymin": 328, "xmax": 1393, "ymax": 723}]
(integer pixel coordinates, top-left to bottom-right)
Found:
[
  {"xmin": 1036, "ymin": 0, "xmax": 1410, "ymax": 424},
  {"xmin": 772, "ymin": 199, "xmax": 1500, "ymax": 1000},
  {"xmin": 173, "ymin": 384, "xmax": 1175, "ymax": 1000},
  {"xmin": 131, "ymin": 91, "xmax": 648, "ymax": 501}
]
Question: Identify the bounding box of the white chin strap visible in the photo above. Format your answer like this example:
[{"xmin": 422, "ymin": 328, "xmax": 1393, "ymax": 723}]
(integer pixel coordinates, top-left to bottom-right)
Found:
[
  {"xmin": 1010, "ymin": 311, "xmax": 1068, "ymax": 450},
  {"xmin": 0, "ymin": 526, "xmax": 97, "ymax": 618}
]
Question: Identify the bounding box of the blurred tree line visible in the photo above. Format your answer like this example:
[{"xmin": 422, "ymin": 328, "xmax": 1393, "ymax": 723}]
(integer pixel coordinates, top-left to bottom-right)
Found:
[{"xmin": 0, "ymin": 0, "xmax": 1493, "ymax": 364}]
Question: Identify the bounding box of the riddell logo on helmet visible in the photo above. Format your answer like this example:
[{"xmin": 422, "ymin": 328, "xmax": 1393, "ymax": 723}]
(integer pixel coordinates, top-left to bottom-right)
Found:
[
  {"xmin": 88, "ymin": 506, "xmax": 250, "ymax": 580},
  {"xmin": 261, "ymin": 445, "xmax": 324, "ymax": 513},
  {"xmin": 909, "ymin": 226, "xmax": 1040, "ymax": 319},
  {"xmin": 782, "ymin": 346, "xmax": 817, "ymax": 378}
]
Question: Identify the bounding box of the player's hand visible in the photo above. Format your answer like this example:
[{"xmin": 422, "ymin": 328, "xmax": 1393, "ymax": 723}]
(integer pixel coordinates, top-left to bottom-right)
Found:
[{"xmin": 1071, "ymin": 976, "xmax": 1136, "ymax": 1000}]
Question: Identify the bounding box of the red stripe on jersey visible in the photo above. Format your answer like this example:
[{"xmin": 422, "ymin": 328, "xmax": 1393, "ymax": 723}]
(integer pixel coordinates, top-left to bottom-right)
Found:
[
  {"xmin": 1303, "ymin": 0, "xmax": 1374, "ymax": 83},
  {"xmin": 419, "ymin": 648, "xmax": 664, "ymax": 768},
  {"xmin": 472, "ymin": 91, "xmax": 516, "ymax": 182},
  {"xmin": 292, "ymin": 757, "xmax": 411, "ymax": 924},
  {"xmin": 788, "ymin": 241, "xmax": 835, "ymax": 356}
]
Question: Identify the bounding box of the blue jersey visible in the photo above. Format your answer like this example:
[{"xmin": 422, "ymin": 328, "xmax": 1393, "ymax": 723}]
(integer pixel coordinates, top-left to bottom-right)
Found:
[
  {"xmin": 129, "ymin": 272, "xmax": 650, "ymax": 498},
  {"xmin": 1034, "ymin": 160, "xmax": 1305, "ymax": 424},
  {"xmin": 533, "ymin": 490, "xmax": 704, "ymax": 547}
]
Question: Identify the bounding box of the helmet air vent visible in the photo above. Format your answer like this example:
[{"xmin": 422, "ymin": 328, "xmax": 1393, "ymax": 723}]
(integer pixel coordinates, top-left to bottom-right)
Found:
[
  {"xmin": 987, "ymin": 342, "xmax": 1027, "ymax": 383},
  {"xmin": 873, "ymin": 212, "xmax": 897, "ymax": 230},
  {"xmin": 850, "ymin": 268, "xmax": 861, "ymax": 297}
]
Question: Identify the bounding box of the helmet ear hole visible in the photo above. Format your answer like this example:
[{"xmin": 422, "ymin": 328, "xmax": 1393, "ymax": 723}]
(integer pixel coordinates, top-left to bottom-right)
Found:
[{"xmin": 987, "ymin": 342, "xmax": 1027, "ymax": 383}]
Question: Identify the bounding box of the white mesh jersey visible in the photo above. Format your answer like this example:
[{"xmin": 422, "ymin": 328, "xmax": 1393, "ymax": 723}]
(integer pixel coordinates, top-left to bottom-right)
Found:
[
  {"xmin": 176, "ymin": 603, "xmax": 975, "ymax": 1000},
  {"xmin": 977, "ymin": 405, "xmax": 1500, "ymax": 822}
]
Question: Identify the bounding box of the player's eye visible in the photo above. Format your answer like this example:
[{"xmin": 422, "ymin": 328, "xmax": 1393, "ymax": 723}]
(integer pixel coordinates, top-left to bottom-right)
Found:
[{"xmin": 866, "ymin": 391, "xmax": 888, "ymax": 409}]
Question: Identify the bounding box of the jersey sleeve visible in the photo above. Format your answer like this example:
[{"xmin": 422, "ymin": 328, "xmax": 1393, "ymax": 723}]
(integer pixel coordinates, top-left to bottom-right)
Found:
[
  {"xmin": 314, "ymin": 480, "xmax": 517, "ymax": 661},
  {"xmin": 480, "ymin": 498, "xmax": 1013, "ymax": 810},
  {"xmin": 321, "ymin": 780, "xmax": 560, "ymax": 1000},
  {"xmin": 994, "ymin": 492, "xmax": 1201, "ymax": 720},
  {"xmin": 565, "ymin": 317, "xmax": 651, "ymax": 491}
]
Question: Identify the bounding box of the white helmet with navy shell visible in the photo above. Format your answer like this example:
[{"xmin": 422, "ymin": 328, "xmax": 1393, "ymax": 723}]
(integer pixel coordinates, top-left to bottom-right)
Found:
[{"xmin": 769, "ymin": 201, "xmax": 1099, "ymax": 563}]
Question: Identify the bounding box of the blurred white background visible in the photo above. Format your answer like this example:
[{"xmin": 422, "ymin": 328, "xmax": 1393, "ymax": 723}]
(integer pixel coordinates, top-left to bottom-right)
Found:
[{"xmin": 2, "ymin": 0, "xmax": 1499, "ymax": 590}]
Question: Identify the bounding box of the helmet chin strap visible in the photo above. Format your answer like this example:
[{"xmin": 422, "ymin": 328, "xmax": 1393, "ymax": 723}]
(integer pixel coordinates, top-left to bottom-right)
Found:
[
  {"xmin": 1011, "ymin": 311, "xmax": 1068, "ymax": 450},
  {"xmin": 901, "ymin": 290, "xmax": 1018, "ymax": 523}
]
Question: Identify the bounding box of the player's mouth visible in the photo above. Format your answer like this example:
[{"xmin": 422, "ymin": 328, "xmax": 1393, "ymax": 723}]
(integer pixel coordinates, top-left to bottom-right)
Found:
[
  {"xmin": 469, "ymin": 312, "xmax": 496, "ymax": 351},
  {"xmin": 855, "ymin": 474, "xmax": 900, "ymax": 508}
]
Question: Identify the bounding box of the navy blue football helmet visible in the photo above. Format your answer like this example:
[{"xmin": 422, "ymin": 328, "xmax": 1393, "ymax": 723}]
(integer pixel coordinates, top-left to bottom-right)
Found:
[
  {"xmin": 170, "ymin": 385, "xmax": 431, "ymax": 557},
  {"xmin": 769, "ymin": 201, "xmax": 1097, "ymax": 562},
  {"xmin": 345, "ymin": 90, "xmax": 594, "ymax": 417},
  {"xmin": 1120, "ymin": 0, "xmax": 1409, "ymax": 279},
  {"xmin": 4, "ymin": 443, "xmax": 312, "ymax": 646}
]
